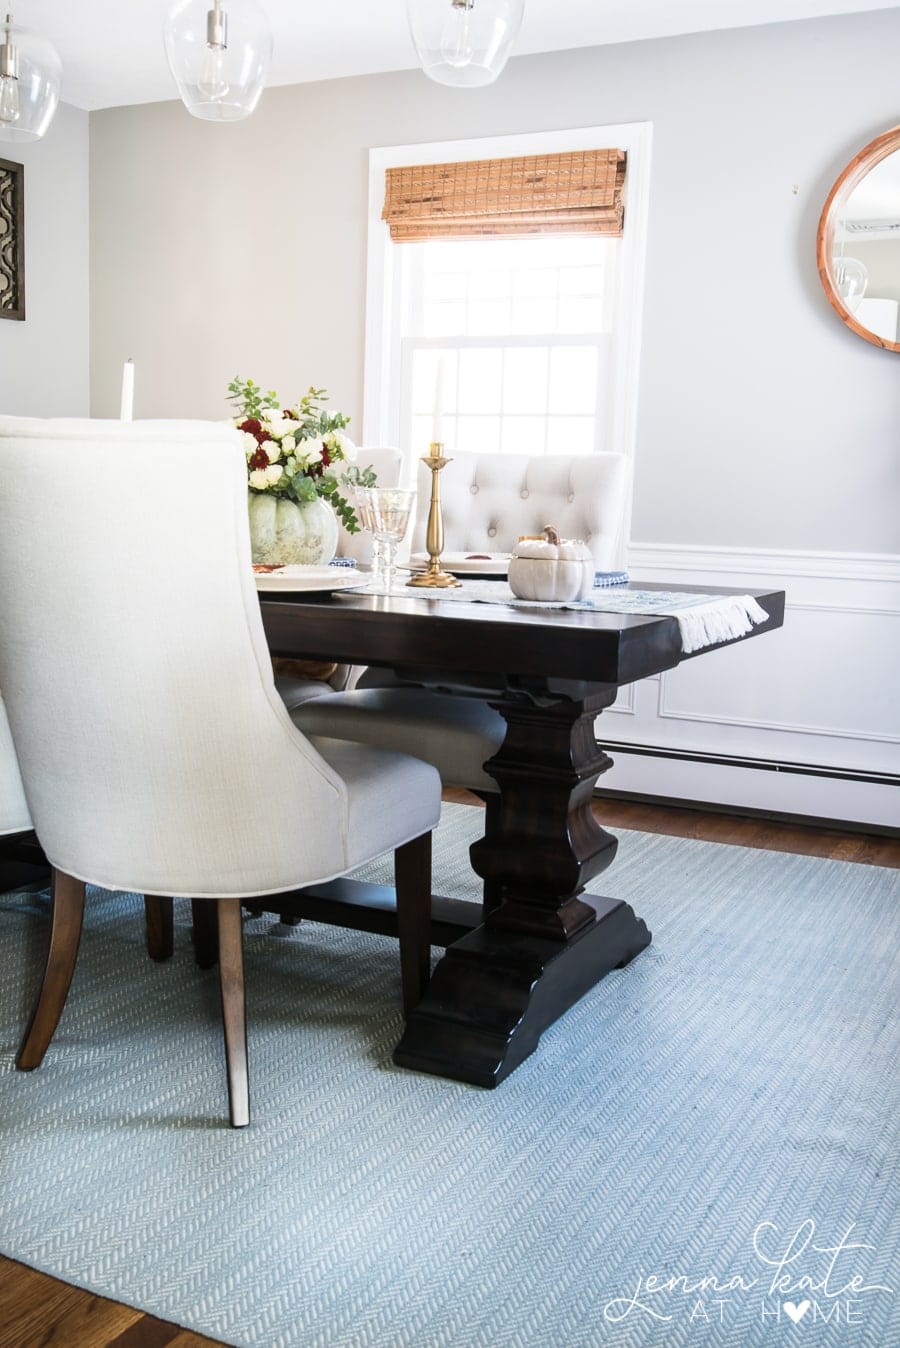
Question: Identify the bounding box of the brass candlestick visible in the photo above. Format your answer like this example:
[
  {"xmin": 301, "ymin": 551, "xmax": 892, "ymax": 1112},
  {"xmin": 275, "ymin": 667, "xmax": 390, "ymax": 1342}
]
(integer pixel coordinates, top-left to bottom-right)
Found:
[{"xmin": 406, "ymin": 442, "xmax": 461, "ymax": 588}]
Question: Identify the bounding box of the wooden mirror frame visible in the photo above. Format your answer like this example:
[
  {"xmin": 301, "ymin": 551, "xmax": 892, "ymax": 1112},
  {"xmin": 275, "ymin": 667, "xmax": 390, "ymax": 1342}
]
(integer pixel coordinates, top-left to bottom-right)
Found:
[{"xmin": 816, "ymin": 126, "xmax": 900, "ymax": 353}]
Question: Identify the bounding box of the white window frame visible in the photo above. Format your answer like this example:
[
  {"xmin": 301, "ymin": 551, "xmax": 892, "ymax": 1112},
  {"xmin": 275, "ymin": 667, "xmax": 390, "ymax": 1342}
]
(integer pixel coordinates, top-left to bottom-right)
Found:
[{"xmin": 363, "ymin": 121, "xmax": 653, "ymax": 514}]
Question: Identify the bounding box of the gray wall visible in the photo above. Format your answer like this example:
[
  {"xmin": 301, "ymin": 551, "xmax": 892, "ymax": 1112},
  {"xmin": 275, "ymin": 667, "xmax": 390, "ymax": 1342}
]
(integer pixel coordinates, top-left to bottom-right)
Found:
[
  {"xmin": 0, "ymin": 102, "xmax": 90, "ymax": 416},
  {"xmin": 89, "ymin": 10, "xmax": 900, "ymax": 554}
]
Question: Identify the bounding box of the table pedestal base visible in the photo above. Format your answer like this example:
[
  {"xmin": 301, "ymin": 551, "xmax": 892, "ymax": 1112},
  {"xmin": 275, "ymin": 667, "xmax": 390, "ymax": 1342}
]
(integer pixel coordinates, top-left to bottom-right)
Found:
[{"xmin": 393, "ymin": 893, "xmax": 651, "ymax": 1087}]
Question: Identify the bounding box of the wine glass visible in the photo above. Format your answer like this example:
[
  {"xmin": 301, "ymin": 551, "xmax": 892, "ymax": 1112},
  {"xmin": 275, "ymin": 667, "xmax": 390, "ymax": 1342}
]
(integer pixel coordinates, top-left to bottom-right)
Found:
[{"xmin": 354, "ymin": 487, "xmax": 416, "ymax": 594}]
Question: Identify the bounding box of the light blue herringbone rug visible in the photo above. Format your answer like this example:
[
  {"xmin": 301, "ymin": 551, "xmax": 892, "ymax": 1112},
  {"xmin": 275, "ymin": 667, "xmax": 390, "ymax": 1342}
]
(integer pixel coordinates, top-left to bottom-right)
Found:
[{"xmin": 0, "ymin": 804, "xmax": 898, "ymax": 1348}]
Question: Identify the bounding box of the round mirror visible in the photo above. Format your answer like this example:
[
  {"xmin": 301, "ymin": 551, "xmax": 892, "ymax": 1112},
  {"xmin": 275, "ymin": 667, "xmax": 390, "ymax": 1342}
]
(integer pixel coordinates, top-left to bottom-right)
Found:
[{"xmin": 817, "ymin": 126, "xmax": 900, "ymax": 352}]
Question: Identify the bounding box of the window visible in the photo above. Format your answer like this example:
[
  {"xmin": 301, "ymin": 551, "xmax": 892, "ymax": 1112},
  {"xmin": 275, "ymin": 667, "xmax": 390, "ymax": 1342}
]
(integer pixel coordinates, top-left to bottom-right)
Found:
[
  {"xmin": 400, "ymin": 233, "xmax": 617, "ymax": 459},
  {"xmin": 364, "ymin": 124, "xmax": 651, "ymax": 489}
]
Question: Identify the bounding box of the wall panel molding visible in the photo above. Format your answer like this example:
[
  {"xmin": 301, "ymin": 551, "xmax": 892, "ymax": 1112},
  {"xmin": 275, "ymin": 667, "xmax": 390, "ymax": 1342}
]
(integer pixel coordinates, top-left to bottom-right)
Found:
[
  {"xmin": 600, "ymin": 542, "xmax": 900, "ymax": 826},
  {"xmin": 628, "ymin": 542, "xmax": 900, "ymax": 585}
]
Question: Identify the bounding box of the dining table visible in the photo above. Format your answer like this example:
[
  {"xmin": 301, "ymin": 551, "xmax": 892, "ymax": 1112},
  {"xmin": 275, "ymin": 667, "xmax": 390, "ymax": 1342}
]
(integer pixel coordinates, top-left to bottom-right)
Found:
[{"xmin": 256, "ymin": 579, "xmax": 786, "ymax": 1088}]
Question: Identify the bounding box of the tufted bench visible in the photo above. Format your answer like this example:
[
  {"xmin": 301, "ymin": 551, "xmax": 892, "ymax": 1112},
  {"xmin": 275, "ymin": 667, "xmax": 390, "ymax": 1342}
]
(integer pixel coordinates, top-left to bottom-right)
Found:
[{"xmin": 410, "ymin": 450, "xmax": 629, "ymax": 569}]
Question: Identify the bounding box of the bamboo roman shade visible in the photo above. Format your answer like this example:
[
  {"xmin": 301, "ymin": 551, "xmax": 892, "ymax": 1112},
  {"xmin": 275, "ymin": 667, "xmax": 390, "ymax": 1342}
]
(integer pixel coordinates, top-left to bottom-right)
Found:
[{"xmin": 382, "ymin": 149, "xmax": 626, "ymax": 242}]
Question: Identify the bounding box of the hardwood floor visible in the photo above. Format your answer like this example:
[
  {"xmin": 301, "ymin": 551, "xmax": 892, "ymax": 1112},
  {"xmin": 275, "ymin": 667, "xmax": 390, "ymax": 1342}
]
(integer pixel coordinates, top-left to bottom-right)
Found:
[
  {"xmin": 2, "ymin": 795, "xmax": 897, "ymax": 1347},
  {"xmin": 0, "ymin": 1256, "xmax": 217, "ymax": 1347}
]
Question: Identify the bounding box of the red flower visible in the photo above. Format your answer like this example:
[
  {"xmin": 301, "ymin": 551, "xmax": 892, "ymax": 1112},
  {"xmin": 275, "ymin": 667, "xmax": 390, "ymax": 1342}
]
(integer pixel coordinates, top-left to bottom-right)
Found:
[
  {"xmin": 238, "ymin": 417, "xmax": 262, "ymax": 436},
  {"xmin": 248, "ymin": 447, "xmax": 270, "ymax": 471}
]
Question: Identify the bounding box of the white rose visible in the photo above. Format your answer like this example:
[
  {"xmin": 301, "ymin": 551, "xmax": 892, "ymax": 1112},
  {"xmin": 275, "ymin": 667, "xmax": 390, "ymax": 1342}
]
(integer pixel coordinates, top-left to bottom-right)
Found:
[
  {"xmin": 263, "ymin": 415, "xmax": 290, "ymax": 440},
  {"xmin": 248, "ymin": 468, "xmax": 270, "ymax": 489},
  {"xmin": 332, "ymin": 431, "xmax": 356, "ymax": 462},
  {"xmin": 281, "ymin": 434, "xmax": 296, "ymax": 454},
  {"xmin": 242, "ymin": 431, "xmax": 259, "ymax": 459},
  {"xmin": 265, "ymin": 463, "xmax": 284, "ymax": 485},
  {"xmin": 297, "ymin": 438, "xmax": 323, "ymax": 468},
  {"xmin": 264, "ymin": 439, "xmax": 282, "ymax": 464}
]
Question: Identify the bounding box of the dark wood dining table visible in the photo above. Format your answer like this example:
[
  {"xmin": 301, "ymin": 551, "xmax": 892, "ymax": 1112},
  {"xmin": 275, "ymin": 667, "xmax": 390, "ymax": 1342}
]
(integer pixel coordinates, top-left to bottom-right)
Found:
[{"xmin": 258, "ymin": 582, "xmax": 785, "ymax": 1088}]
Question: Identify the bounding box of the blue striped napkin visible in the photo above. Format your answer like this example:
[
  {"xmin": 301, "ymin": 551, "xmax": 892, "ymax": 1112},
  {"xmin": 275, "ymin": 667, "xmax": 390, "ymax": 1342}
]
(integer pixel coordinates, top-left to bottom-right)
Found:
[{"xmin": 594, "ymin": 571, "xmax": 629, "ymax": 587}]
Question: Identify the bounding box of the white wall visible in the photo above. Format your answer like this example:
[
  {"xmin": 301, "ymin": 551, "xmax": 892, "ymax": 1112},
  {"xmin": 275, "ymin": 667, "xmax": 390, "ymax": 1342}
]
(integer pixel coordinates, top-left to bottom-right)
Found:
[
  {"xmin": 87, "ymin": 10, "xmax": 900, "ymax": 825},
  {"xmin": 0, "ymin": 102, "xmax": 90, "ymax": 416}
]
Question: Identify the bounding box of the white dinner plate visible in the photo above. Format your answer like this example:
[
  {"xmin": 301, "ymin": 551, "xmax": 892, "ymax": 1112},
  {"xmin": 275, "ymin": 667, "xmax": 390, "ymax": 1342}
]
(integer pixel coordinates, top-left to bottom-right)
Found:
[
  {"xmin": 407, "ymin": 551, "xmax": 511, "ymax": 577},
  {"xmin": 252, "ymin": 565, "xmax": 365, "ymax": 593}
]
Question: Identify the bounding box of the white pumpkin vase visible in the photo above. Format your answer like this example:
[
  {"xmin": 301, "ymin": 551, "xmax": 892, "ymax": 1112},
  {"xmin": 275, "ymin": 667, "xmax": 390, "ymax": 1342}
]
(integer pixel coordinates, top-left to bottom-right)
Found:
[
  {"xmin": 247, "ymin": 493, "xmax": 339, "ymax": 567},
  {"xmin": 508, "ymin": 525, "xmax": 595, "ymax": 602}
]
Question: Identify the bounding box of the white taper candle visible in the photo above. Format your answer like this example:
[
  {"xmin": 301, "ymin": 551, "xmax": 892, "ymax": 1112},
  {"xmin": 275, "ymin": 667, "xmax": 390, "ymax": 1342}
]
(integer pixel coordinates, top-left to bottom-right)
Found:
[
  {"xmin": 120, "ymin": 359, "xmax": 134, "ymax": 422},
  {"xmin": 431, "ymin": 357, "xmax": 445, "ymax": 445}
]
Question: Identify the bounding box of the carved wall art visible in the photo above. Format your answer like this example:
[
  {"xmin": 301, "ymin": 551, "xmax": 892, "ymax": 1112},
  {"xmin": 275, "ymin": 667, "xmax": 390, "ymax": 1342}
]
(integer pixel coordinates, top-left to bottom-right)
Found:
[{"xmin": 0, "ymin": 158, "xmax": 25, "ymax": 321}]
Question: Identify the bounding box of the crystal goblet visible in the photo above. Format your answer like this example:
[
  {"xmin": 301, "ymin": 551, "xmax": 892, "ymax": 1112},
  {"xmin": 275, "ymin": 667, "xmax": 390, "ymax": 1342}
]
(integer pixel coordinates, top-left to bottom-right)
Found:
[{"xmin": 354, "ymin": 486, "xmax": 416, "ymax": 594}]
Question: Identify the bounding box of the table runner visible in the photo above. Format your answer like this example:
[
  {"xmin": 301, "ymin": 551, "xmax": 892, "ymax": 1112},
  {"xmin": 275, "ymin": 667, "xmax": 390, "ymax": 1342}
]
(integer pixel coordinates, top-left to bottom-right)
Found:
[{"xmin": 373, "ymin": 581, "xmax": 770, "ymax": 654}]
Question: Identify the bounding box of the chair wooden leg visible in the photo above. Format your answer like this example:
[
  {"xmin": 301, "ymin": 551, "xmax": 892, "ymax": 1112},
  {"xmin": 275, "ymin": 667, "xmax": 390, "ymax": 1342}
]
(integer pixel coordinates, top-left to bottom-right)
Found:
[
  {"xmin": 191, "ymin": 897, "xmax": 219, "ymax": 968},
  {"xmin": 144, "ymin": 896, "xmax": 174, "ymax": 962},
  {"xmin": 395, "ymin": 832, "xmax": 433, "ymax": 1017},
  {"xmin": 216, "ymin": 899, "xmax": 250, "ymax": 1128},
  {"xmin": 16, "ymin": 869, "xmax": 86, "ymax": 1071}
]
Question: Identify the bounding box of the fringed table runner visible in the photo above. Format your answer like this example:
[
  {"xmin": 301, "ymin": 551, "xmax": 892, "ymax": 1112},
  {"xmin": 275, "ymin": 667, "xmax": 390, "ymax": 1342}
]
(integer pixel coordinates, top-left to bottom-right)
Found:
[{"xmin": 389, "ymin": 582, "xmax": 769, "ymax": 654}]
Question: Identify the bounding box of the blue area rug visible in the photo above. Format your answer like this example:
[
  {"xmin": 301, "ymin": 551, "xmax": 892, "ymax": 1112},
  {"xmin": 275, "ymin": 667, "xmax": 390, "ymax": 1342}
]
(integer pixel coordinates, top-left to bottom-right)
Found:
[{"xmin": 0, "ymin": 804, "xmax": 898, "ymax": 1347}]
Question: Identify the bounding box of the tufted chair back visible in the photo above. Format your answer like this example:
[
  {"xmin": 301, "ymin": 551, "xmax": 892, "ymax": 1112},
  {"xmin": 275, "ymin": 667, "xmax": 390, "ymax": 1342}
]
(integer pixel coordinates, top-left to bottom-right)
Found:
[
  {"xmin": 410, "ymin": 451, "xmax": 630, "ymax": 570},
  {"xmin": 0, "ymin": 692, "xmax": 31, "ymax": 837}
]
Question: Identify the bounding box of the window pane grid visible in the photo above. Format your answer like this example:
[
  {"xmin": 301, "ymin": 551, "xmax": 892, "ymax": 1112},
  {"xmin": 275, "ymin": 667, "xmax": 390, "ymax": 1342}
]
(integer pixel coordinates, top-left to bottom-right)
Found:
[
  {"xmin": 401, "ymin": 236, "xmax": 614, "ymax": 460},
  {"xmin": 422, "ymin": 261, "xmax": 608, "ymax": 338}
]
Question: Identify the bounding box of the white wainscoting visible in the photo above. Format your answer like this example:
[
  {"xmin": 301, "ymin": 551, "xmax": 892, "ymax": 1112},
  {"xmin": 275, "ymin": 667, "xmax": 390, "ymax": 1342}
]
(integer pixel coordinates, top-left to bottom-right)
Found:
[{"xmin": 598, "ymin": 544, "xmax": 900, "ymax": 829}]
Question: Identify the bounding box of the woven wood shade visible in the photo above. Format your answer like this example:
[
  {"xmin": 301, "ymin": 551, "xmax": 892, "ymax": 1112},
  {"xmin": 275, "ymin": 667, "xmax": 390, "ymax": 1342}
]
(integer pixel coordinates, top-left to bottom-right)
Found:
[{"xmin": 383, "ymin": 149, "xmax": 626, "ymax": 242}]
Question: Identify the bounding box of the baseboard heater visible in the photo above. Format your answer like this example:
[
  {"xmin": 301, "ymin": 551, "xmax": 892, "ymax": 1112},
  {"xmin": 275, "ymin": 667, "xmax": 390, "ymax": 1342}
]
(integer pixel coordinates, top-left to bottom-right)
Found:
[
  {"xmin": 596, "ymin": 741, "xmax": 897, "ymax": 788},
  {"xmin": 594, "ymin": 742, "xmax": 898, "ymax": 836}
]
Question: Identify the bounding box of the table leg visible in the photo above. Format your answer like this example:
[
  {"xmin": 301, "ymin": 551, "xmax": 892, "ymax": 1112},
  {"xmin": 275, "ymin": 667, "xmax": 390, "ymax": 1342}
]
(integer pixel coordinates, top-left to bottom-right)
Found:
[{"xmin": 393, "ymin": 699, "xmax": 651, "ymax": 1086}]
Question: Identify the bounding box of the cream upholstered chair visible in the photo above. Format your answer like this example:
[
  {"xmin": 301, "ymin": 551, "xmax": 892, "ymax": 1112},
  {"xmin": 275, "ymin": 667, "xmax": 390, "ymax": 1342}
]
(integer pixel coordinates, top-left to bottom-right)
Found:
[
  {"xmin": 338, "ymin": 446, "xmax": 403, "ymax": 565},
  {"xmin": 292, "ymin": 449, "xmax": 631, "ymax": 799},
  {"xmin": 273, "ymin": 445, "xmax": 403, "ymax": 713},
  {"xmin": 0, "ymin": 417, "xmax": 440, "ymax": 1128}
]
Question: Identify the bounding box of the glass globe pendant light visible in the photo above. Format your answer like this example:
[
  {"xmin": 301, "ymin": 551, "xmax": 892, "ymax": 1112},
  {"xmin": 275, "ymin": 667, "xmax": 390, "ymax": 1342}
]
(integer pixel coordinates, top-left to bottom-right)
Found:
[
  {"xmin": 0, "ymin": 10, "xmax": 61, "ymax": 143},
  {"xmin": 834, "ymin": 256, "xmax": 868, "ymax": 313},
  {"xmin": 164, "ymin": 0, "xmax": 272, "ymax": 122},
  {"xmin": 833, "ymin": 217, "xmax": 869, "ymax": 315},
  {"xmin": 407, "ymin": 0, "xmax": 525, "ymax": 88}
]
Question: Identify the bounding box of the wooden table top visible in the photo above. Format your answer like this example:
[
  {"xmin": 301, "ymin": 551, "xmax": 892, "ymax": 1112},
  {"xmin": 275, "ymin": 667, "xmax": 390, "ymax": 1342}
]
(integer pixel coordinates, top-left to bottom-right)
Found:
[{"xmin": 259, "ymin": 581, "xmax": 786, "ymax": 694}]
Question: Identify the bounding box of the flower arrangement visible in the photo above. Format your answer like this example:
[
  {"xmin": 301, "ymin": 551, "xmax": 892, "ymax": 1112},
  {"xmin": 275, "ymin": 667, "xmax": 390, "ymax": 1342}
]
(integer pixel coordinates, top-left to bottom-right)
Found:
[{"xmin": 227, "ymin": 377, "xmax": 374, "ymax": 533}]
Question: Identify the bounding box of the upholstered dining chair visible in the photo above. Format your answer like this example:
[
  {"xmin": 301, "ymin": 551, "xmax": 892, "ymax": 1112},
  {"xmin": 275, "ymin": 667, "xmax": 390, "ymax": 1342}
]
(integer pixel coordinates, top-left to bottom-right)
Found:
[
  {"xmin": 291, "ymin": 449, "xmax": 630, "ymax": 794},
  {"xmin": 0, "ymin": 417, "xmax": 440, "ymax": 1128},
  {"xmin": 272, "ymin": 445, "xmax": 403, "ymax": 714}
]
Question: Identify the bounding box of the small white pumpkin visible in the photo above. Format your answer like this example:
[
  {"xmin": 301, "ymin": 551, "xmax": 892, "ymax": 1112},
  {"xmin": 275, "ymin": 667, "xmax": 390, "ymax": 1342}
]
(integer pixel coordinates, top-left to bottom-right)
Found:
[{"xmin": 507, "ymin": 525, "xmax": 594, "ymax": 602}]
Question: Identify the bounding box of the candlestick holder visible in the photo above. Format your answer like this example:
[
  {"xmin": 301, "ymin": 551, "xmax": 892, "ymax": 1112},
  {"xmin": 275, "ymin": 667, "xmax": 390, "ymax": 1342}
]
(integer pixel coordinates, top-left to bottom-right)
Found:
[{"xmin": 406, "ymin": 443, "xmax": 461, "ymax": 588}]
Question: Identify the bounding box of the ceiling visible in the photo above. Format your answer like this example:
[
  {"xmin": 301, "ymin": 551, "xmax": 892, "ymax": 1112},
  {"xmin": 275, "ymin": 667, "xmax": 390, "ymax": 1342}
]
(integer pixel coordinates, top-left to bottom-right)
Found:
[{"xmin": 13, "ymin": 0, "xmax": 900, "ymax": 112}]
